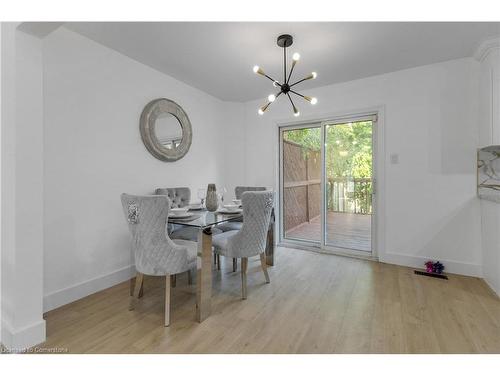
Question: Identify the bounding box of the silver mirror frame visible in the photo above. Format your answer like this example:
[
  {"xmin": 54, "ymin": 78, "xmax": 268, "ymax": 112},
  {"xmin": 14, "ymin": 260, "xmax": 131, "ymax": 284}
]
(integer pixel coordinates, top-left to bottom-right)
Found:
[{"xmin": 140, "ymin": 98, "xmax": 193, "ymax": 162}]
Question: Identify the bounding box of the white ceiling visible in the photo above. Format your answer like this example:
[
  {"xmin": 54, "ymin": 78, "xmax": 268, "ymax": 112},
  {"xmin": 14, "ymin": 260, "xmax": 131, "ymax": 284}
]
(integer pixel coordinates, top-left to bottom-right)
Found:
[{"xmin": 65, "ymin": 22, "xmax": 500, "ymax": 102}]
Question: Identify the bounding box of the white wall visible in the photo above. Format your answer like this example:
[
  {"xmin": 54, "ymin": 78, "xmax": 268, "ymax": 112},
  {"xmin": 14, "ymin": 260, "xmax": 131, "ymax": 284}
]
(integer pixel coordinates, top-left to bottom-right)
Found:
[
  {"xmin": 1, "ymin": 23, "xmax": 45, "ymax": 350},
  {"xmin": 477, "ymin": 40, "xmax": 500, "ymax": 296},
  {"xmin": 42, "ymin": 27, "xmax": 244, "ymax": 311},
  {"xmin": 243, "ymin": 58, "xmax": 483, "ymax": 276},
  {"xmin": 0, "ymin": 21, "xmax": 3, "ymax": 347}
]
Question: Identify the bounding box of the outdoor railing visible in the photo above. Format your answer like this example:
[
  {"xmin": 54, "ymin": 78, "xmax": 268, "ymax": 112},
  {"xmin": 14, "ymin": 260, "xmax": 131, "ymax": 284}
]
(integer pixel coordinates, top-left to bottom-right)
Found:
[{"xmin": 327, "ymin": 178, "xmax": 372, "ymax": 214}]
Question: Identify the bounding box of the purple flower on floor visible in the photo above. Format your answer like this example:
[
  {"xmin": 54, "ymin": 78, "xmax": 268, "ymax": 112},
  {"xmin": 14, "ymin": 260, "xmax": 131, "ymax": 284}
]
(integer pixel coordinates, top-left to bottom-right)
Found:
[{"xmin": 425, "ymin": 261, "xmax": 434, "ymax": 273}]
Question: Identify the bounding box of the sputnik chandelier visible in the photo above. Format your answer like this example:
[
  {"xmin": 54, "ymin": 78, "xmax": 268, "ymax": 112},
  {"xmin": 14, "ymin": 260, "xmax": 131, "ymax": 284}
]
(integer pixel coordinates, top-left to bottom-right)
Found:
[{"xmin": 253, "ymin": 34, "xmax": 318, "ymax": 117}]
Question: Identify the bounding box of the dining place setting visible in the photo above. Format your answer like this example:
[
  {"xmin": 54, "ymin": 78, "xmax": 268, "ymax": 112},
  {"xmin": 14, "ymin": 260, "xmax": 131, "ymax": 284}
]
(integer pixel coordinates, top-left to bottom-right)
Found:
[
  {"xmin": 167, "ymin": 188, "xmax": 243, "ymax": 223},
  {"xmin": 121, "ymin": 185, "xmax": 275, "ymax": 327}
]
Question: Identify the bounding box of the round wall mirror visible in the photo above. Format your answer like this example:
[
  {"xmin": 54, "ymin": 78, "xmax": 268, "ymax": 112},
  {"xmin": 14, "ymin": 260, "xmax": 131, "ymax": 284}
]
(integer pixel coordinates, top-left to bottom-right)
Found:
[
  {"xmin": 140, "ymin": 98, "xmax": 192, "ymax": 162},
  {"xmin": 154, "ymin": 112, "xmax": 183, "ymax": 150}
]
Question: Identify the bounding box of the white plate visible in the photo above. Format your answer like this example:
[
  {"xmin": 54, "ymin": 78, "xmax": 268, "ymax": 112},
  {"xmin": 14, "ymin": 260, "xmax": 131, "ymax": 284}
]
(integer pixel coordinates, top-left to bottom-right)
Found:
[
  {"xmin": 217, "ymin": 208, "xmax": 242, "ymax": 214},
  {"xmin": 169, "ymin": 213, "xmax": 193, "ymax": 219}
]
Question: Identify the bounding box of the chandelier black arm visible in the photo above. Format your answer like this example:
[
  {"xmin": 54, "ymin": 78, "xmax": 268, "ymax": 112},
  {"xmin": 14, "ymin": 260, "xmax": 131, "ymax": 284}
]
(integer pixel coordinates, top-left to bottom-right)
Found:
[
  {"xmin": 286, "ymin": 93, "xmax": 297, "ymax": 111},
  {"xmin": 283, "ymin": 46, "xmax": 287, "ymax": 83},
  {"xmin": 261, "ymin": 73, "xmax": 281, "ymax": 87},
  {"xmin": 289, "ymin": 89, "xmax": 305, "ymax": 99},
  {"xmin": 287, "ymin": 62, "xmax": 296, "ymax": 84},
  {"xmin": 289, "ymin": 77, "xmax": 309, "ymax": 88}
]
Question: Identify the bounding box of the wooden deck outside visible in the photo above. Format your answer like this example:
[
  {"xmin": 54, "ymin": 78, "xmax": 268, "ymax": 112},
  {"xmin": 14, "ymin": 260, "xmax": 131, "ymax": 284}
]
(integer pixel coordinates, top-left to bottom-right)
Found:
[{"xmin": 285, "ymin": 211, "xmax": 371, "ymax": 252}]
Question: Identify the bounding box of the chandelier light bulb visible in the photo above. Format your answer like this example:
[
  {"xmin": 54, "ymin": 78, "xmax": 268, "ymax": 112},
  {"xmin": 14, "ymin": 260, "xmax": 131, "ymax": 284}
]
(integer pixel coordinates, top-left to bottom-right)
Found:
[
  {"xmin": 304, "ymin": 95, "xmax": 318, "ymax": 105},
  {"xmin": 253, "ymin": 65, "xmax": 265, "ymax": 76},
  {"xmin": 273, "ymin": 80, "xmax": 280, "ymax": 88},
  {"xmin": 258, "ymin": 102, "xmax": 271, "ymax": 115},
  {"xmin": 292, "ymin": 104, "xmax": 300, "ymax": 117},
  {"xmin": 292, "ymin": 52, "xmax": 300, "ymax": 62},
  {"xmin": 304, "ymin": 72, "xmax": 316, "ymax": 80},
  {"xmin": 268, "ymin": 94, "xmax": 276, "ymax": 102}
]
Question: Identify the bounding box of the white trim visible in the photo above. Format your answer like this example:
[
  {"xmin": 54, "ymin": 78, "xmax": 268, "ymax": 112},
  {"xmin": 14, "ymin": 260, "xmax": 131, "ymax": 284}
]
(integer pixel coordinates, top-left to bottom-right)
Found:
[
  {"xmin": 277, "ymin": 121, "xmax": 322, "ymax": 246},
  {"xmin": 474, "ymin": 37, "xmax": 500, "ymax": 62},
  {"xmin": 483, "ymin": 277, "xmax": 500, "ymax": 298},
  {"xmin": 321, "ymin": 113, "xmax": 378, "ymax": 257},
  {"xmin": 279, "ymin": 240, "xmax": 378, "ymax": 262},
  {"xmin": 379, "ymin": 252, "xmax": 482, "ymax": 278},
  {"xmin": 280, "ymin": 241, "xmax": 483, "ymax": 279},
  {"xmin": 1, "ymin": 318, "xmax": 46, "ymax": 351},
  {"xmin": 43, "ymin": 264, "xmax": 136, "ymax": 312},
  {"xmin": 275, "ymin": 107, "xmax": 383, "ymax": 128}
]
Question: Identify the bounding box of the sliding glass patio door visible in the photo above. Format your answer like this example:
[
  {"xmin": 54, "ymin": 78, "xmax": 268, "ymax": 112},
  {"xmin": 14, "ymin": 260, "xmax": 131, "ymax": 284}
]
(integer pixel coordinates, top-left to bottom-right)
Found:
[
  {"xmin": 279, "ymin": 114, "xmax": 376, "ymax": 256},
  {"xmin": 323, "ymin": 118, "xmax": 374, "ymax": 253},
  {"xmin": 281, "ymin": 125, "xmax": 322, "ymax": 243}
]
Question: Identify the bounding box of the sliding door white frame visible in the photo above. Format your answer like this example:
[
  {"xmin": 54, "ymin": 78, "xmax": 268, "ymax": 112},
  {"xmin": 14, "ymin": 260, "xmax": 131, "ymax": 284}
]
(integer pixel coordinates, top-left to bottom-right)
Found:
[
  {"xmin": 278, "ymin": 121, "xmax": 322, "ymax": 248},
  {"xmin": 321, "ymin": 114, "xmax": 378, "ymax": 258},
  {"xmin": 276, "ymin": 106, "xmax": 385, "ymax": 261}
]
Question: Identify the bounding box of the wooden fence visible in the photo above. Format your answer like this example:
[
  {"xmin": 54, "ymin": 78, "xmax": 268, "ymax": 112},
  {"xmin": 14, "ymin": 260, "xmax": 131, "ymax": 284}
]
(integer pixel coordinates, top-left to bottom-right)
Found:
[
  {"xmin": 283, "ymin": 140, "xmax": 372, "ymax": 233},
  {"xmin": 283, "ymin": 140, "xmax": 321, "ymax": 233}
]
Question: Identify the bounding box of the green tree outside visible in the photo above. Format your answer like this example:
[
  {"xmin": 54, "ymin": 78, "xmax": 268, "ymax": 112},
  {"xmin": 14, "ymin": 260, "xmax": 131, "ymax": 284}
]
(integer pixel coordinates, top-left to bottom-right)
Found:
[{"xmin": 284, "ymin": 121, "xmax": 373, "ymax": 213}]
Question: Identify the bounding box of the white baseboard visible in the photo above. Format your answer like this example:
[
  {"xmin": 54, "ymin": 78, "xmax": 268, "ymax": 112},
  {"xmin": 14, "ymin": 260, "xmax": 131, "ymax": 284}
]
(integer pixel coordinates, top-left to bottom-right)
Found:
[
  {"xmin": 483, "ymin": 277, "xmax": 500, "ymax": 298},
  {"xmin": 1, "ymin": 318, "xmax": 46, "ymax": 351},
  {"xmin": 379, "ymin": 252, "xmax": 483, "ymax": 277},
  {"xmin": 43, "ymin": 265, "xmax": 136, "ymax": 312}
]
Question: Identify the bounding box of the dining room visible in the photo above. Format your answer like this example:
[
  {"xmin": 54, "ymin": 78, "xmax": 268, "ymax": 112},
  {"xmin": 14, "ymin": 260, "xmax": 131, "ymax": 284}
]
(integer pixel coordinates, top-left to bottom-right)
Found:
[{"xmin": 1, "ymin": 14, "xmax": 500, "ymax": 362}]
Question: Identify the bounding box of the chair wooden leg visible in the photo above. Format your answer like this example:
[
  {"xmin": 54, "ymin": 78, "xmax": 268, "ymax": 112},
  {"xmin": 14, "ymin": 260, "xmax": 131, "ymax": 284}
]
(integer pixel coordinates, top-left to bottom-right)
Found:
[
  {"xmin": 165, "ymin": 274, "xmax": 171, "ymax": 327},
  {"xmin": 130, "ymin": 278, "xmax": 144, "ymax": 298},
  {"xmin": 241, "ymin": 257, "xmax": 248, "ymax": 300},
  {"xmin": 217, "ymin": 254, "xmax": 221, "ymax": 270},
  {"xmin": 214, "ymin": 253, "xmax": 217, "ymax": 265},
  {"xmin": 260, "ymin": 253, "xmax": 270, "ymax": 283},
  {"xmin": 138, "ymin": 279, "xmax": 144, "ymax": 298},
  {"xmin": 187, "ymin": 269, "xmax": 193, "ymax": 285},
  {"xmin": 171, "ymin": 274, "xmax": 176, "ymax": 288},
  {"xmin": 129, "ymin": 272, "xmax": 144, "ymax": 310},
  {"xmin": 232, "ymin": 258, "xmax": 237, "ymax": 272}
]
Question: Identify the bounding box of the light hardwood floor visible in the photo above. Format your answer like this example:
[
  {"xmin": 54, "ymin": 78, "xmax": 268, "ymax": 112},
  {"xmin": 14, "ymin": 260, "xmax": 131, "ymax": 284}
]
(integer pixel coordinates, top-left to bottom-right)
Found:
[{"xmin": 39, "ymin": 247, "xmax": 500, "ymax": 353}]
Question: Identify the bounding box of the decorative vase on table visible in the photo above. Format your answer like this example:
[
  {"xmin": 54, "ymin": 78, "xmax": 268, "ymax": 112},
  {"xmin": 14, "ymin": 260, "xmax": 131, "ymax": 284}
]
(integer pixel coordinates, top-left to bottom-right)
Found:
[{"xmin": 205, "ymin": 184, "xmax": 218, "ymax": 212}]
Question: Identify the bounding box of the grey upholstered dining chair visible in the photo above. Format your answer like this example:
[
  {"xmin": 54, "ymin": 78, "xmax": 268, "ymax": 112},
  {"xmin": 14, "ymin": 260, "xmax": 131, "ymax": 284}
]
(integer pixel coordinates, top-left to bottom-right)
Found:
[
  {"xmin": 216, "ymin": 186, "xmax": 267, "ymax": 271},
  {"xmin": 212, "ymin": 191, "xmax": 274, "ymax": 299},
  {"xmin": 155, "ymin": 186, "xmax": 222, "ymax": 242},
  {"xmin": 155, "ymin": 187, "xmax": 191, "ymax": 208},
  {"xmin": 218, "ymin": 186, "xmax": 267, "ymax": 233},
  {"xmin": 235, "ymin": 186, "xmax": 266, "ymax": 199},
  {"xmin": 121, "ymin": 194, "xmax": 197, "ymax": 326}
]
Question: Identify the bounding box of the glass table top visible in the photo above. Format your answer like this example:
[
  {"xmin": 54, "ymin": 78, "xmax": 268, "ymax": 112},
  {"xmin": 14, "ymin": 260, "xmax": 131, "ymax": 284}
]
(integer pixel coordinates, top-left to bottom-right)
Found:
[{"xmin": 168, "ymin": 209, "xmax": 242, "ymax": 228}]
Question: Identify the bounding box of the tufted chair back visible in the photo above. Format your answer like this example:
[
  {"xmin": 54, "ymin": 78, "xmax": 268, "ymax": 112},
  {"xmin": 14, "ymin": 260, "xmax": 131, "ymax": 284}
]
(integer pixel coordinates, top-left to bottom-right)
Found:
[
  {"xmin": 155, "ymin": 187, "xmax": 191, "ymax": 208},
  {"xmin": 235, "ymin": 186, "xmax": 266, "ymax": 200},
  {"xmin": 120, "ymin": 194, "xmax": 193, "ymax": 276},
  {"xmin": 224, "ymin": 191, "xmax": 274, "ymax": 258}
]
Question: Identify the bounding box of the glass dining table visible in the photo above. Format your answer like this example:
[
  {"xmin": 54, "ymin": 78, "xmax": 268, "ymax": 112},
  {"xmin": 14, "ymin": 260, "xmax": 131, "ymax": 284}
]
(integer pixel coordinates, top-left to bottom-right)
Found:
[{"xmin": 168, "ymin": 209, "xmax": 275, "ymax": 323}]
